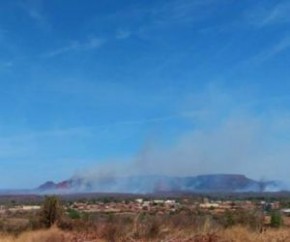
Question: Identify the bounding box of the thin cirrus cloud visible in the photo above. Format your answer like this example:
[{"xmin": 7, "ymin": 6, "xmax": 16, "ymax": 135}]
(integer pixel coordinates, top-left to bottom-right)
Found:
[
  {"xmin": 255, "ymin": 36, "xmax": 290, "ymax": 61},
  {"xmin": 0, "ymin": 126, "xmax": 92, "ymax": 159},
  {"xmin": 115, "ymin": 29, "xmax": 131, "ymax": 40},
  {"xmin": 0, "ymin": 113, "xmax": 189, "ymax": 161},
  {"xmin": 0, "ymin": 61, "xmax": 13, "ymax": 69},
  {"xmin": 238, "ymin": 35, "xmax": 290, "ymax": 68},
  {"xmin": 17, "ymin": 0, "xmax": 51, "ymax": 30},
  {"xmin": 246, "ymin": 1, "xmax": 290, "ymax": 27},
  {"xmin": 18, "ymin": 0, "xmax": 44, "ymax": 20},
  {"xmin": 43, "ymin": 37, "xmax": 106, "ymax": 58}
]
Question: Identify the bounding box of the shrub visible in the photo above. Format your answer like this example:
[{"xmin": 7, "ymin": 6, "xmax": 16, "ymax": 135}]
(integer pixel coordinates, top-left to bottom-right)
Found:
[
  {"xmin": 67, "ymin": 208, "xmax": 81, "ymax": 220},
  {"xmin": 216, "ymin": 209, "xmax": 263, "ymax": 230},
  {"xmin": 270, "ymin": 211, "xmax": 283, "ymax": 228},
  {"xmin": 40, "ymin": 196, "xmax": 62, "ymax": 228}
]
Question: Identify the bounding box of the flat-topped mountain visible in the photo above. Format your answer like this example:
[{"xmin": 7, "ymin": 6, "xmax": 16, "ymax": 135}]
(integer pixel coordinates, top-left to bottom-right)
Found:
[{"xmin": 37, "ymin": 174, "xmax": 281, "ymax": 193}]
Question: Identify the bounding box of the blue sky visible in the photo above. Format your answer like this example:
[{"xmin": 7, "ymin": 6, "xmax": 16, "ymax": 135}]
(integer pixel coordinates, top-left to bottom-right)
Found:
[{"xmin": 1, "ymin": 0, "xmax": 290, "ymax": 188}]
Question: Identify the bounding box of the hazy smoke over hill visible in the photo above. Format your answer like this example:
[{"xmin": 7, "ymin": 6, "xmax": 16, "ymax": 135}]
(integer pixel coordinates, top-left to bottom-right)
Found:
[
  {"xmin": 38, "ymin": 85, "xmax": 290, "ymax": 193},
  {"xmin": 136, "ymin": 86, "xmax": 290, "ymax": 182}
]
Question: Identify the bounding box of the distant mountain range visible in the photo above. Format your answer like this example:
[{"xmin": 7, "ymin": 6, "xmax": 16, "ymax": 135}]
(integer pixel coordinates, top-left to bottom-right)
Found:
[{"xmin": 37, "ymin": 174, "xmax": 283, "ymax": 194}]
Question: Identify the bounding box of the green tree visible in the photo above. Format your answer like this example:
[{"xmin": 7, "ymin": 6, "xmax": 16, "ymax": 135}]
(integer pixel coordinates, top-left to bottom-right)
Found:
[
  {"xmin": 40, "ymin": 196, "xmax": 62, "ymax": 228},
  {"xmin": 67, "ymin": 208, "xmax": 81, "ymax": 219},
  {"xmin": 270, "ymin": 211, "xmax": 283, "ymax": 228},
  {"xmin": 223, "ymin": 210, "xmax": 235, "ymax": 228}
]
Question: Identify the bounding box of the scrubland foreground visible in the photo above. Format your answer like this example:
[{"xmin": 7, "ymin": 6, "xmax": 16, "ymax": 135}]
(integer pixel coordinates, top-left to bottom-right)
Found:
[
  {"xmin": 1, "ymin": 225, "xmax": 290, "ymax": 242},
  {"xmin": 1, "ymin": 196, "xmax": 290, "ymax": 241}
]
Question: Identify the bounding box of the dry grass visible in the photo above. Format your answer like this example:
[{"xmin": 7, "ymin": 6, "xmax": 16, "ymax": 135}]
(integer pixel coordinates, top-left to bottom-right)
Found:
[
  {"xmin": 1, "ymin": 227, "xmax": 290, "ymax": 242},
  {"xmin": 0, "ymin": 227, "xmax": 68, "ymax": 242},
  {"xmin": 219, "ymin": 226, "xmax": 290, "ymax": 242},
  {"xmin": 1, "ymin": 215, "xmax": 290, "ymax": 242},
  {"xmin": 0, "ymin": 226, "xmax": 290, "ymax": 242}
]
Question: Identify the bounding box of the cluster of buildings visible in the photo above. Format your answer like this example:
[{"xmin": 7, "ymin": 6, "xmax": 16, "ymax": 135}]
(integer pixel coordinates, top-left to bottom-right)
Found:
[
  {"xmin": 0, "ymin": 196, "xmax": 288, "ymax": 219},
  {"xmin": 67, "ymin": 197, "xmax": 290, "ymax": 218},
  {"xmin": 197, "ymin": 198, "xmax": 281, "ymax": 214},
  {"xmin": 69, "ymin": 198, "xmax": 180, "ymax": 214}
]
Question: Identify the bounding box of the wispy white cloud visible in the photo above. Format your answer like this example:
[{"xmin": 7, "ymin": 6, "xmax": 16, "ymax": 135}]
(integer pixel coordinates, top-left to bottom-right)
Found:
[
  {"xmin": 0, "ymin": 126, "xmax": 92, "ymax": 159},
  {"xmin": 149, "ymin": 0, "xmax": 228, "ymax": 25},
  {"xmin": 25, "ymin": 6, "xmax": 43, "ymax": 22},
  {"xmin": 247, "ymin": 1, "xmax": 290, "ymax": 27},
  {"xmin": 104, "ymin": 112, "xmax": 199, "ymax": 127},
  {"xmin": 241, "ymin": 36, "xmax": 290, "ymax": 66},
  {"xmin": 105, "ymin": 0, "xmax": 229, "ymax": 40},
  {"xmin": 0, "ymin": 61, "xmax": 13, "ymax": 69},
  {"xmin": 115, "ymin": 29, "xmax": 131, "ymax": 40},
  {"xmin": 0, "ymin": 113, "xmax": 189, "ymax": 163},
  {"xmin": 259, "ymin": 36, "xmax": 290, "ymax": 59},
  {"xmin": 43, "ymin": 37, "xmax": 105, "ymax": 57},
  {"xmin": 17, "ymin": 0, "xmax": 50, "ymax": 29},
  {"xmin": 0, "ymin": 28, "xmax": 7, "ymax": 42}
]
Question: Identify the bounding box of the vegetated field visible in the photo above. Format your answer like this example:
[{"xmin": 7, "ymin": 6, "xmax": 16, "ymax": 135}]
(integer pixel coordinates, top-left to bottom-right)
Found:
[{"xmin": 0, "ymin": 193, "xmax": 290, "ymax": 241}]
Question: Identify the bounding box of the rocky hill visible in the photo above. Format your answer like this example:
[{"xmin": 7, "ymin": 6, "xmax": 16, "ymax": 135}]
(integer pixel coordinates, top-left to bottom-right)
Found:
[{"xmin": 37, "ymin": 174, "xmax": 281, "ymax": 193}]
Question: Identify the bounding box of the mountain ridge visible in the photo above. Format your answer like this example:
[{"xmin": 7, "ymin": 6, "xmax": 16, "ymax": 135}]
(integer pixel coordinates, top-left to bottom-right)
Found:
[{"xmin": 37, "ymin": 174, "xmax": 282, "ymax": 193}]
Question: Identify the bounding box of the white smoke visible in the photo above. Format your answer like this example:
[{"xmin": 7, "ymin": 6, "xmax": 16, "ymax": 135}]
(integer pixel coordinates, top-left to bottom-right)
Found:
[{"xmin": 72, "ymin": 85, "xmax": 290, "ymax": 190}]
